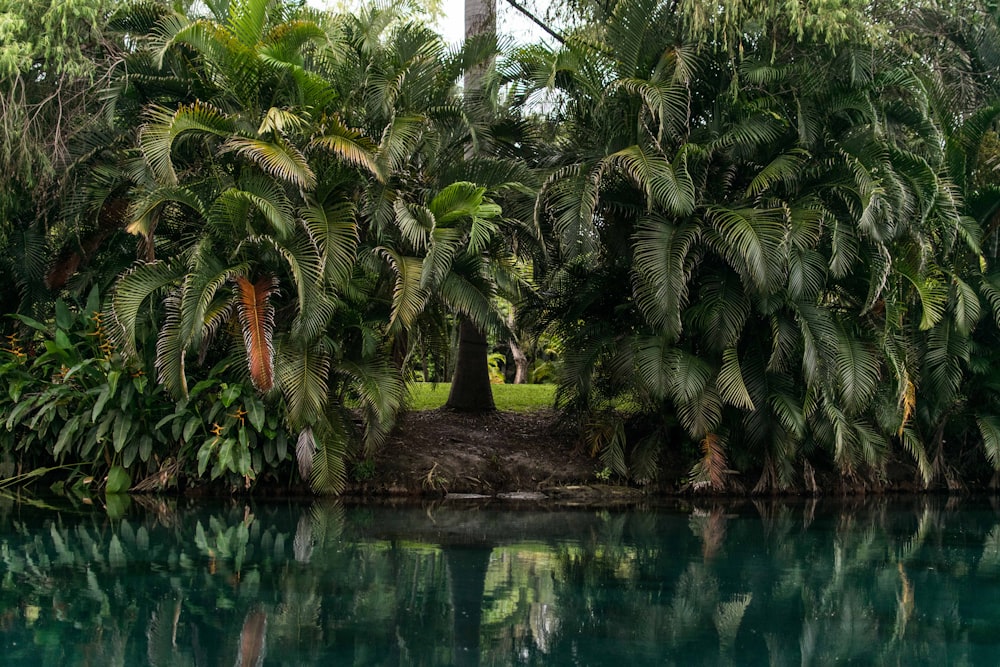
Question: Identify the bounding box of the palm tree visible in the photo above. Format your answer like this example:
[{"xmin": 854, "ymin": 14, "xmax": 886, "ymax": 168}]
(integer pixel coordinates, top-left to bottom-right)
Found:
[
  {"xmin": 515, "ymin": 0, "xmax": 975, "ymax": 490},
  {"xmin": 103, "ymin": 0, "xmax": 410, "ymax": 492}
]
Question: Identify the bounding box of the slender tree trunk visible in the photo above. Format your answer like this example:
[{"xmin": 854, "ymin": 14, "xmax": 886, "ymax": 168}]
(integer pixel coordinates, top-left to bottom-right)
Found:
[
  {"xmin": 444, "ymin": 0, "xmax": 499, "ymax": 412},
  {"xmin": 510, "ymin": 338, "xmax": 529, "ymax": 384},
  {"xmin": 446, "ymin": 318, "xmax": 496, "ymax": 411},
  {"xmin": 507, "ymin": 308, "xmax": 529, "ymax": 384}
]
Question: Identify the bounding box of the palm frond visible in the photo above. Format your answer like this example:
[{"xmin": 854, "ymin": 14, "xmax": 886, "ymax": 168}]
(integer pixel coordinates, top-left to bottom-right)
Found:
[
  {"xmin": 225, "ymin": 136, "xmax": 316, "ymax": 189},
  {"xmin": 107, "ymin": 261, "xmax": 183, "ymax": 360},
  {"xmin": 310, "ymin": 117, "xmax": 381, "ymax": 180},
  {"xmin": 717, "ymin": 347, "xmax": 755, "ymax": 411},
  {"xmin": 140, "ymin": 103, "xmax": 234, "ymax": 185},
  {"xmin": 632, "ymin": 217, "xmax": 699, "ymax": 339},
  {"xmin": 235, "ymin": 274, "xmax": 277, "ymax": 392},
  {"xmin": 276, "ymin": 336, "xmax": 331, "ymax": 429}
]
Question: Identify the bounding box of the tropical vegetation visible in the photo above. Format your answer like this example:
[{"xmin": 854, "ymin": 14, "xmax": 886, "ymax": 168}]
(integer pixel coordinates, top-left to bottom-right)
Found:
[{"xmin": 3, "ymin": 0, "xmax": 1000, "ymax": 495}]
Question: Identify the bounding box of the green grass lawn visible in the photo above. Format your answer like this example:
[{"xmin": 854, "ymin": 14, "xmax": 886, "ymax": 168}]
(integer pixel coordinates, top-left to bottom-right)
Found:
[{"xmin": 407, "ymin": 383, "xmax": 556, "ymax": 412}]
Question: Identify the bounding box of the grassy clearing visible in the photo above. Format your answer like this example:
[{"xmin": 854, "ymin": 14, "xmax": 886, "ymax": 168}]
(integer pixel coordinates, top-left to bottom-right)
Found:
[{"xmin": 407, "ymin": 383, "xmax": 556, "ymax": 412}]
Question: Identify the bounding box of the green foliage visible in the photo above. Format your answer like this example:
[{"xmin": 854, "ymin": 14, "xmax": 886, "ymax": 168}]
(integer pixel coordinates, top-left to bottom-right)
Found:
[{"xmin": 0, "ymin": 289, "xmax": 294, "ymax": 492}]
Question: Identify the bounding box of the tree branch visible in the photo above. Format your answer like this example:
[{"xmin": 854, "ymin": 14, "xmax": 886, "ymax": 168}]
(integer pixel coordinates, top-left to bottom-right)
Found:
[{"xmin": 501, "ymin": 0, "xmax": 567, "ymax": 46}]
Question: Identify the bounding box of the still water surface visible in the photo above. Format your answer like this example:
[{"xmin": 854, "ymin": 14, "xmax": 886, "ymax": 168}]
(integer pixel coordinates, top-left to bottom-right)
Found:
[{"xmin": 2, "ymin": 496, "xmax": 1000, "ymax": 665}]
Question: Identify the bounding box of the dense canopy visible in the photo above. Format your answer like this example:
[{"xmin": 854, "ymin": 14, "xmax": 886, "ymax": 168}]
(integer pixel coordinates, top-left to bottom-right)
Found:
[{"xmin": 3, "ymin": 0, "xmax": 1000, "ymax": 495}]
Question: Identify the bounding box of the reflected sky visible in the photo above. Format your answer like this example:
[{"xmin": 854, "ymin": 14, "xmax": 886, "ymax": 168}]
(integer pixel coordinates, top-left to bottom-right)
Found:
[{"xmin": 2, "ymin": 495, "xmax": 1000, "ymax": 665}]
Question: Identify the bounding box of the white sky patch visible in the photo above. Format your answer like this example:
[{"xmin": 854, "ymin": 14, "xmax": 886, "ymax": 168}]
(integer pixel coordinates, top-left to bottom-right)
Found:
[{"xmin": 308, "ymin": 1, "xmax": 547, "ymax": 47}]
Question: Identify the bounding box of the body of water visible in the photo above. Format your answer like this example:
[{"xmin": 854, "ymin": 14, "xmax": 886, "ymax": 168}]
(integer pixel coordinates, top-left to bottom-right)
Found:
[{"xmin": 1, "ymin": 495, "xmax": 999, "ymax": 665}]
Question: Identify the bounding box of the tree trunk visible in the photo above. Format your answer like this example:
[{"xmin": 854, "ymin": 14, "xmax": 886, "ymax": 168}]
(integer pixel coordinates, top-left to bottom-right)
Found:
[
  {"xmin": 446, "ymin": 318, "xmax": 496, "ymax": 411},
  {"xmin": 507, "ymin": 307, "xmax": 529, "ymax": 384},
  {"xmin": 510, "ymin": 338, "xmax": 529, "ymax": 384}
]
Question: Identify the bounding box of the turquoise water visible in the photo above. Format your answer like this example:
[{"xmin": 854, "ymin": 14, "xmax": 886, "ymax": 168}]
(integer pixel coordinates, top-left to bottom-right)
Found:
[{"xmin": 2, "ymin": 496, "xmax": 1000, "ymax": 665}]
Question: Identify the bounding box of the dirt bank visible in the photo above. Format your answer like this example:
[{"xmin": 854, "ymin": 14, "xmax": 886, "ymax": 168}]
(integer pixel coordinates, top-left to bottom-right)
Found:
[{"xmin": 347, "ymin": 408, "xmax": 649, "ymax": 501}]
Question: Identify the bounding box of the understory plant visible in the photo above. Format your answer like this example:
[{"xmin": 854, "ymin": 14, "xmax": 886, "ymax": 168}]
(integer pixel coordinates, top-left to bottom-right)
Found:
[{"xmin": 1, "ymin": 289, "xmax": 293, "ymax": 493}]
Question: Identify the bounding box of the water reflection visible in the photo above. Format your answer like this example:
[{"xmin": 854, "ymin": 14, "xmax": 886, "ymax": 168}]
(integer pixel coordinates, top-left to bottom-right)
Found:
[{"xmin": 3, "ymin": 496, "xmax": 1000, "ymax": 664}]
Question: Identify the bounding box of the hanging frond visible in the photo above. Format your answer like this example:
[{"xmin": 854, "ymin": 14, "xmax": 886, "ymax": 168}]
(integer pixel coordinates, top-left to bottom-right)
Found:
[
  {"xmin": 632, "ymin": 217, "xmax": 699, "ymax": 339},
  {"xmin": 705, "ymin": 206, "xmax": 787, "ymax": 295},
  {"xmin": 276, "ymin": 337, "xmax": 331, "ymax": 429},
  {"xmin": 310, "ymin": 416, "xmax": 352, "ymax": 494},
  {"xmin": 140, "ymin": 102, "xmax": 234, "ymax": 185},
  {"xmin": 339, "ymin": 359, "xmax": 406, "ymax": 457},
  {"xmin": 235, "ymin": 275, "xmax": 278, "ymax": 392},
  {"xmin": 302, "ymin": 201, "xmax": 359, "ymax": 289},
  {"xmin": 689, "ymin": 432, "xmax": 730, "ymax": 490},
  {"xmin": 717, "ymin": 347, "xmax": 755, "ymax": 411},
  {"xmin": 834, "ymin": 327, "xmax": 880, "ymax": 415},
  {"xmin": 379, "ymin": 248, "xmax": 427, "ymax": 333},
  {"xmin": 106, "ymin": 261, "xmax": 183, "ymax": 360},
  {"xmin": 311, "ymin": 117, "xmax": 381, "ymax": 180},
  {"xmin": 155, "ymin": 292, "xmax": 189, "ymax": 399},
  {"xmin": 225, "ymin": 136, "xmax": 316, "ymax": 189}
]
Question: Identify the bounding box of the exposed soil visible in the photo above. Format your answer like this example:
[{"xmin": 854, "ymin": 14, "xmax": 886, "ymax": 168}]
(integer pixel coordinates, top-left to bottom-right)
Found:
[
  {"xmin": 347, "ymin": 408, "xmax": 648, "ymax": 502},
  {"xmin": 341, "ymin": 408, "xmax": 988, "ymax": 503}
]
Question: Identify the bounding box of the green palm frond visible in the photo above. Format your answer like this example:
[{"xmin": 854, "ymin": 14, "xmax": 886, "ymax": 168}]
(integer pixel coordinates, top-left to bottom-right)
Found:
[
  {"xmin": 107, "ymin": 261, "xmax": 183, "ymax": 360},
  {"xmin": 665, "ymin": 347, "xmax": 714, "ymax": 406},
  {"xmin": 393, "ymin": 200, "xmax": 434, "ymax": 251},
  {"xmin": 376, "ymin": 114, "xmax": 427, "ymax": 176},
  {"xmin": 606, "ymin": 144, "xmax": 695, "ymax": 215},
  {"xmin": 951, "ymin": 273, "xmax": 982, "ymax": 336},
  {"xmin": 226, "ymin": 0, "xmax": 273, "ymax": 46},
  {"xmin": 379, "ymin": 248, "xmax": 427, "ymax": 333},
  {"xmin": 717, "ymin": 347, "xmax": 755, "ymax": 411},
  {"xmin": 924, "ymin": 320, "xmax": 967, "ymax": 401},
  {"xmin": 787, "ymin": 246, "xmax": 827, "ymax": 301},
  {"xmin": 339, "ymin": 358, "xmax": 406, "ymax": 457},
  {"xmin": 537, "ymin": 161, "xmax": 604, "ymax": 259},
  {"xmin": 632, "ymin": 217, "xmax": 699, "ymax": 339},
  {"xmin": 276, "ymin": 336, "xmax": 331, "ymax": 429},
  {"xmin": 127, "ymin": 186, "xmax": 206, "ymax": 239},
  {"xmin": 687, "ymin": 273, "xmax": 751, "ymax": 354},
  {"xmin": 977, "ymin": 416, "xmax": 1000, "ymax": 470},
  {"xmin": 705, "ymin": 206, "xmax": 787, "ymax": 295},
  {"xmin": 979, "ymin": 272, "xmax": 1000, "ymax": 329},
  {"xmin": 746, "ymin": 149, "xmax": 808, "ymax": 199},
  {"xmin": 828, "ymin": 215, "xmax": 860, "ymax": 278},
  {"xmin": 309, "ymin": 416, "xmax": 351, "ymax": 494},
  {"xmin": 439, "ymin": 271, "xmax": 507, "ymax": 339},
  {"xmin": 895, "ymin": 256, "xmax": 948, "ymax": 330},
  {"xmin": 225, "ymin": 136, "xmax": 316, "ymax": 189},
  {"xmin": 900, "ymin": 426, "xmax": 933, "ymax": 485},
  {"xmin": 302, "ymin": 201, "xmax": 358, "ymax": 289},
  {"xmin": 769, "ymin": 391, "xmax": 806, "ymax": 439},
  {"xmin": 834, "ymin": 327, "xmax": 880, "ymax": 415},
  {"xmin": 310, "ymin": 116, "xmax": 381, "ymax": 179},
  {"xmin": 261, "ymin": 19, "xmax": 327, "ymax": 57},
  {"xmin": 633, "ymin": 335, "xmax": 674, "ymax": 402},
  {"xmin": 420, "ymin": 226, "xmax": 464, "ymax": 290},
  {"xmin": 140, "ymin": 103, "xmax": 234, "ymax": 185},
  {"xmin": 212, "ymin": 174, "xmax": 295, "ymax": 239},
  {"xmin": 154, "ymin": 292, "xmax": 189, "ymax": 399},
  {"xmin": 262, "ymin": 227, "xmax": 324, "ymax": 314}
]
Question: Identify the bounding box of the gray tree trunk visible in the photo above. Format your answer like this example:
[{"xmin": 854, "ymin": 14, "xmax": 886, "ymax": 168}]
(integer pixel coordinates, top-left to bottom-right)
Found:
[
  {"xmin": 444, "ymin": 0, "xmax": 499, "ymax": 412},
  {"xmin": 446, "ymin": 318, "xmax": 496, "ymax": 411}
]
